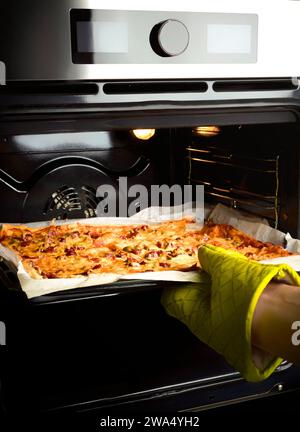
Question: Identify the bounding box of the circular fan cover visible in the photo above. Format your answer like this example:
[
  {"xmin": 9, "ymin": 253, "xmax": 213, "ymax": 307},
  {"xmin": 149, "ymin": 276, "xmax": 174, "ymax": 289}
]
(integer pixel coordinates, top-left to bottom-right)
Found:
[
  {"xmin": 22, "ymin": 165, "xmax": 116, "ymax": 221},
  {"xmin": 44, "ymin": 185, "xmax": 99, "ymax": 219}
]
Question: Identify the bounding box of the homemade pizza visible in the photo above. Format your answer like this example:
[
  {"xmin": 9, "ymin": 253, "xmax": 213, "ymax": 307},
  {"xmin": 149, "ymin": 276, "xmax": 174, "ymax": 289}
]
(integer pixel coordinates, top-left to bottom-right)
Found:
[{"xmin": 0, "ymin": 219, "xmax": 292, "ymax": 279}]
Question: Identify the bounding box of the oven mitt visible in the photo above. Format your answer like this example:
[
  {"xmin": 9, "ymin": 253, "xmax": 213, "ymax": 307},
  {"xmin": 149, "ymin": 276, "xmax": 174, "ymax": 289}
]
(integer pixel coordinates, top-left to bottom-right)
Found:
[{"xmin": 161, "ymin": 244, "xmax": 300, "ymax": 382}]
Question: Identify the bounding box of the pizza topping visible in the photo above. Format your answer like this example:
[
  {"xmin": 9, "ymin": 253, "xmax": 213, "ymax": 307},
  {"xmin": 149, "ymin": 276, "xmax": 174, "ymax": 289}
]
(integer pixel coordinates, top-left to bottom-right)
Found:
[
  {"xmin": 65, "ymin": 247, "xmax": 76, "ymax": 256},
  {"xmin": 0, "ymin": 219, "xmax": 293, "ymax": 279},
  {"xmin": 144, "ymin": 250, "xmax": 161, "ymax": 258}
]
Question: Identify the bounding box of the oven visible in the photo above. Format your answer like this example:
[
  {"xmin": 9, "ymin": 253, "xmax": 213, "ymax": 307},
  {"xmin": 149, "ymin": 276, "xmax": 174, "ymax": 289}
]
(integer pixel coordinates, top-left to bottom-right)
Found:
[{"xmin": 0, "ymin": 0, "xmax": 300, "ymax": 423}]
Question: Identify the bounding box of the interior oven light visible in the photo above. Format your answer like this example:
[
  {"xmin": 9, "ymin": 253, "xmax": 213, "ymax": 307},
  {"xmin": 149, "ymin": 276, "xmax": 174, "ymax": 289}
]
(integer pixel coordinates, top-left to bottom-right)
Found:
[
  {"xmin": 131, "ymin": 129, "xmax": 156, "ymax": 140},
  {"xmin": 192, "ymin": 126, "xmax": 221, "ymax": 137}
]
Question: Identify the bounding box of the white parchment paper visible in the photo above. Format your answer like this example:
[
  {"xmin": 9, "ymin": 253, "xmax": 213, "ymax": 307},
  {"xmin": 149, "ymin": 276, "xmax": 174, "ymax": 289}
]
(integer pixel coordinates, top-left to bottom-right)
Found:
[
  {"xmin": 209, "ymin": 204, "xmax": 300, "ymax": 270},
  {"xmin": 0, "ymin": 204, "xmax": 204, "ymax": 298},
  {"xmin": 1, "ymin": 203, "xmax": 300, "ymax": 299}
]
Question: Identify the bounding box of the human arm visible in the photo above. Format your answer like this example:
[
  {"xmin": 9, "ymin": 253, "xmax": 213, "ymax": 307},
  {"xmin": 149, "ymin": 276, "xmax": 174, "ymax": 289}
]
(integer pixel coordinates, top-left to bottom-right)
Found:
[
  {"xmin": 161, "ymin": 244, "xmax": 300, "ymax": 382},
  {"xmin": 252, "ymin": 281, "xmax": 300, "ymax": 365}
]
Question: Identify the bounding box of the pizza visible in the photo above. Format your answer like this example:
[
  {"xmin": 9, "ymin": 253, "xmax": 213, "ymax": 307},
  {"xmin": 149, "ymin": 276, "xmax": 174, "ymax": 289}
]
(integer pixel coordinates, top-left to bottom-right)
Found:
[{"xmin": 0, "ymin": 219, "xmax": 292, "ymax": 279}]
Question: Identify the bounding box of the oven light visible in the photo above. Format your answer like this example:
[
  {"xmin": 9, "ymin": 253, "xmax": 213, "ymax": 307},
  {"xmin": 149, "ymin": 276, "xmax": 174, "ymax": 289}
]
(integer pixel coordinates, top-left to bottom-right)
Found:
[
  {"xmin": 193, "ymin": 126, "xmax": 220, "ymax": 137},
  {"xmin": 131, "ymin": 129, "xmax": 156, "ymax": 140}
]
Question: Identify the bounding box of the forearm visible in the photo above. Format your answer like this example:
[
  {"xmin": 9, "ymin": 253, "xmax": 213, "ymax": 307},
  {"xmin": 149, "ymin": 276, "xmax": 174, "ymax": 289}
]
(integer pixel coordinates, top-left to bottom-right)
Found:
[{"xmin": 252, "ymin": 282, "xmax": 300, "ymax": 364}]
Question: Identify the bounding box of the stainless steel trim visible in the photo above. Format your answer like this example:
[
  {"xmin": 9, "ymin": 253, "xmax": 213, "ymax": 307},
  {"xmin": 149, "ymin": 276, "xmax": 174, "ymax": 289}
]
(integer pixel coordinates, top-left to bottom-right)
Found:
[{"xmin": 0, "ymin": 1, "xmax": 299, "ymax": 81}]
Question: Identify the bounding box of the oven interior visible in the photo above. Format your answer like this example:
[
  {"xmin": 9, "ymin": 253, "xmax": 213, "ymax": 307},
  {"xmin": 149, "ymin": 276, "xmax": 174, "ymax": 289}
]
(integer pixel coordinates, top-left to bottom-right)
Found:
[
  {"xmin": 1, "ymin": 112, "xmax": 300, "ymax": 414},
  {"xmin": 0, "ymin": 120, "xmax": 299, "ymax": 234}
]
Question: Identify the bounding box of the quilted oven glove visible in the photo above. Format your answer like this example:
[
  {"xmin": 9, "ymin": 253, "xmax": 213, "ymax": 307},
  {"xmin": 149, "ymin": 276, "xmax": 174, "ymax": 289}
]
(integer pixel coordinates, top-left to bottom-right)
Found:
[{"xmin": 161, "ymin": 244, "xmax": 300, "ymax": 382}]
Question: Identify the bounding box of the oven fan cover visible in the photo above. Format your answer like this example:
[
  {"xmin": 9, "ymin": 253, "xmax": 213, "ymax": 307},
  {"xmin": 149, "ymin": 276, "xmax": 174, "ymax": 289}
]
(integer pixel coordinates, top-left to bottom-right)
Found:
[
  {"xmin": 0, "ymin": 156, "xmax": 153, "ymax": 222},
  {"xmin": 23, "ymin": 165, "xmax": 118, "ymax": 221}
]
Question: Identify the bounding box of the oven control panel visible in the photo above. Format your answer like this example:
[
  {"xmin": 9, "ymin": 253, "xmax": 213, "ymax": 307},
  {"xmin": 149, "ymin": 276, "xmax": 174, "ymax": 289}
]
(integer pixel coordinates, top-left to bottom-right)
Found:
[{"xmin": 71, "ymin": 9, "xmax": 258, "ymax": 64}]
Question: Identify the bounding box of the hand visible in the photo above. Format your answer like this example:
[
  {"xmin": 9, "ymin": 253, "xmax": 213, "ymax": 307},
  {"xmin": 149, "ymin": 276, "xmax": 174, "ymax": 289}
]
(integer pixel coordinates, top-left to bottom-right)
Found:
[
  {"xmin": 161, "ymin": 244, "xmax": 300, "ymax": 382},
  {"xmin": 252, "ymin": 281, "xmax": 300, "ymax": 365}
]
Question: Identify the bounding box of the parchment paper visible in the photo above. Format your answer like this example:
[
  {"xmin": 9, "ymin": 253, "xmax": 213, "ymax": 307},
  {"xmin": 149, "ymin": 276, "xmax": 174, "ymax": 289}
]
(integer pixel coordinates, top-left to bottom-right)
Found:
[
  {"xmin": 0, "ymin": 204, "xmax": 204, "ymax": 298},
  {"xmin": 208, "ymin": 204, "xmax": 300, "ymax": 268},
  {"xmin": 1, "ymin": 202, "xmax": 300, "ymax": 299}
]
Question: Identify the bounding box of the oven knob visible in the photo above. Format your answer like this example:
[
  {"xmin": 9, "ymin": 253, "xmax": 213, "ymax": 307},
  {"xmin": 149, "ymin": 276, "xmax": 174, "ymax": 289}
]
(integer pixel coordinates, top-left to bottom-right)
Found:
[{"xmin": 150, "ymin": 19, "xmax": 189, "ymax": 57}]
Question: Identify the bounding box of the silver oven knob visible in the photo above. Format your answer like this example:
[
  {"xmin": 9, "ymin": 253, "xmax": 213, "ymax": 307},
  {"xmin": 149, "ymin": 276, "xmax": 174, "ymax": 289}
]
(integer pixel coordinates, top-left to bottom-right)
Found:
[{"xmin": 150, "ymin": 19, "xmax": 189, "ymax": 57}]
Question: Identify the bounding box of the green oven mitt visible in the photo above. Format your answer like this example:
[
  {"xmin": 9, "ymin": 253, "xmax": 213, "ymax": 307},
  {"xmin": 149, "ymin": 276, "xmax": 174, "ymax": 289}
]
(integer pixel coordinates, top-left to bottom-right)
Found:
[{"xmin": 161, "ymin": 244, "xmax": 300, "ymax": 382}]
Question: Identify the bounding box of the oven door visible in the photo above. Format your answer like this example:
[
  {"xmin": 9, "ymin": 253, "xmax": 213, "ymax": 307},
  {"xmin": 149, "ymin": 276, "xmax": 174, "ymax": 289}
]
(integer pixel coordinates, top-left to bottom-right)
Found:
[{"xmin": 3, "ymin": 281, "xmax": 300, "ymax": 418}]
